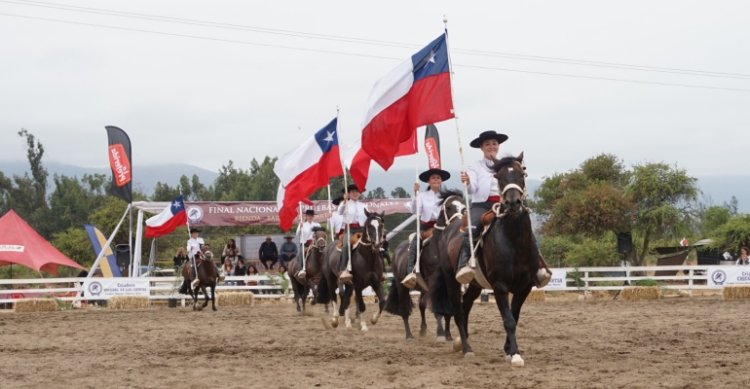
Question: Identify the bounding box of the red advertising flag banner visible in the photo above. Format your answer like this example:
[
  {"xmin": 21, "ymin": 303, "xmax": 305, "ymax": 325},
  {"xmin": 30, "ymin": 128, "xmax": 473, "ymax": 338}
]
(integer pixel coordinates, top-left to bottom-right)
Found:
[{"xmin": 105, "ymin": 126, "xmax": 133, "ymax": 203}]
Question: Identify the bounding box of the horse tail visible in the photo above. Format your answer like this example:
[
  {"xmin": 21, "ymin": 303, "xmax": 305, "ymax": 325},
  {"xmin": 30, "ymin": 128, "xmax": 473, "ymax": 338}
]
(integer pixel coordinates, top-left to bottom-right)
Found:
[
  {"xmin": 316, "ymin": 273, "xmax": 331, "ymax": 304},
  {"xmin": 384, "ymin": 277, "xmax": 412, "ymax": 317},
  {"xmin": 429, "ymin": 267, "xmax": 457, "ymax": 317}
]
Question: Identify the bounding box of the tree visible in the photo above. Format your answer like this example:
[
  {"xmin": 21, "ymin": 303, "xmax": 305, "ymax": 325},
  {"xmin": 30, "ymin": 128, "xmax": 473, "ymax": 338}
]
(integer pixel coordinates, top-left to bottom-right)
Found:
[
  {"xmin": 625, "ymin": 163, "xmax": 698, "ymax": 265},
  {"xmin": 542, "ymin": 182, "xmax": 633, "ymax": 237},
  {"xmin": 366, "ymin": 187, "xmax": 386, "ymax": 199},
  {"xmin": 391, "ymin": 187, "xmax": 409, "ymax": 198},
  {"xmin": 47, "ymin": 174, "xmax": 108, "ymax": 233}
]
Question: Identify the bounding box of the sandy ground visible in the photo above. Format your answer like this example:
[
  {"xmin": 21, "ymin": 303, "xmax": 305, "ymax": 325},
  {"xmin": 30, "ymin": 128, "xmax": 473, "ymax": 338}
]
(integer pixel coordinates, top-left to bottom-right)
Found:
[{"xmin": 1, "ymin": 295, "xmax": 750, "ymax": 389}]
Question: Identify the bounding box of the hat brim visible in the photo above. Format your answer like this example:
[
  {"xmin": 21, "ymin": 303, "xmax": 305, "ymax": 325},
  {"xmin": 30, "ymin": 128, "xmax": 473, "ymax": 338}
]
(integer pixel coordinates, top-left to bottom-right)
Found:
[
  {"xmin": 470, "ymin": 133, "xmax": 508, "ymax": 148},
  {"xmin": 418, "ymin": 169, "xmax": 451, "ymax": 183},
  {"xmin": 190, "ymin": 228, "xmax": 201, "ymax": 233}
]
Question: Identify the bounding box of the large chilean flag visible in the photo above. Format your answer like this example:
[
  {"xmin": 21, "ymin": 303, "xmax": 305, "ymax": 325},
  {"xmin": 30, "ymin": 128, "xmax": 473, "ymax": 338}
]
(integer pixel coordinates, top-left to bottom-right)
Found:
[
  {"xmin": 275, "ymin": 118, "xmax": 343, "ymax": 231},
  {"xmin": 352, "ymin": 33, "xmax": 454, "ymax": 189},
  {"xmin": 144, "ymin": 196, "xmax": 187, "ymax": 238}
]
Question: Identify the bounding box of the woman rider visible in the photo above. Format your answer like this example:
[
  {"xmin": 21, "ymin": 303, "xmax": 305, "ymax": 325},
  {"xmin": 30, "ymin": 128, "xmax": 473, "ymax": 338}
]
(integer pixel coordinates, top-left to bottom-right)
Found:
[
  {"xmin": 401, "ymin": 168, "xmax": 450, "ymax": 288},
  {"xmin": 456, "ymin": 130, "xmax": 551, "ymax": 286}
]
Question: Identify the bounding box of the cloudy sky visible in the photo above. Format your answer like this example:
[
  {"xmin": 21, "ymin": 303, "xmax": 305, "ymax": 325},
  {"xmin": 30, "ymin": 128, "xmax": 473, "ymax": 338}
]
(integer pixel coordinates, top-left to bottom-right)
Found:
[{"xmin": 1, "ymin": 0, "xmax": 748, "ymax": 183}]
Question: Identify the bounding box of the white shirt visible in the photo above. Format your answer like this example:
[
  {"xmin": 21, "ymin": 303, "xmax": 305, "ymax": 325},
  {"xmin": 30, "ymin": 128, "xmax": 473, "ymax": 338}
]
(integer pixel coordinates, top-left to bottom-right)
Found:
[
  {"xmin": 338, "ymin": 200, "xmax": 368, "ymax": 227},
  {"xmin": 466, "ymin": 158, "xmax": 500, "ymax": 203},
  {"xmin": 409, "ymin": 189, "xmax": 442, "ymax": 223},
  {"xmin": 296, "ymin": 220, "xmax": 321, "ymax": 243},
  {"xmin": 187, "ymin": 237, "xmax": 204, "ymax": 259}
]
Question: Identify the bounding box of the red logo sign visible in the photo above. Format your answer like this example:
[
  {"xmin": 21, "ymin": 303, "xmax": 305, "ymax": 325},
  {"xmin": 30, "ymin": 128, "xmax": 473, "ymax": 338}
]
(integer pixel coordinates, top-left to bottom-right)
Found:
[
  {"xmin": 108, "ymin": 144, "xmax": 131, "ymax": 186},
  {"xmin": 424, "ymin": 138, "xmax": 441, "ymax": 169}
]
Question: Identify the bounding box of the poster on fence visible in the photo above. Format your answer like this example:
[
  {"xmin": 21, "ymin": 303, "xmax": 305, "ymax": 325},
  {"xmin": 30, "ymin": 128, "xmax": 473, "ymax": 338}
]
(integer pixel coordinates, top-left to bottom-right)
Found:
[
  {"xmin": 543, "ymin": 269, "xmax": 567, "ymax": 290},
  {"xmin": 83, "ymin": 279, "xmax": 150, "ymax": 299},
  {"xmin": 707, "ymin": 267, "xmax": 750, "ymax": 287}
]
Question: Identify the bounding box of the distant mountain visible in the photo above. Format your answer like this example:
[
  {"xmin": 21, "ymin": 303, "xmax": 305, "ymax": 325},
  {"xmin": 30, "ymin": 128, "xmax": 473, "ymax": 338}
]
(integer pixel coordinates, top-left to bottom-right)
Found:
[{"xmin": 0, "ymin": 161, "xmax": 218, "ymax": 194}]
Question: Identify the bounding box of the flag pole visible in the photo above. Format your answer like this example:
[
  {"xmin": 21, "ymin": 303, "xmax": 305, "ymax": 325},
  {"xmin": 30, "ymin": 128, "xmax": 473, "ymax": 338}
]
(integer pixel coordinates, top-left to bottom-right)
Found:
[
  {"xmin": 334, "ymin": 107, "xmax": 353, "ymax": 273},
  {"xmin": 444, "ymin": 19, "xmax": 477, "ymax": 269},
  {"xmin": 298, "ymin": 202, "xmax": 306, "ymax": 274},
  {"xmin": 413, "ymin": 134, "xmax": 422, "ymax": 276},
  {"xmin": 327, "ymin": 184, "xmax": 335, "ymax": 243},
  {"xmin": 181, "ymin": 190, "xmax": 198, "ymax": 290}
]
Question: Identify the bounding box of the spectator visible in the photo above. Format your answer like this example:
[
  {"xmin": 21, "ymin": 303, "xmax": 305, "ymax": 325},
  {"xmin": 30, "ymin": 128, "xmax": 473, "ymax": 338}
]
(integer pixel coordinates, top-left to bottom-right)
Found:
[
  {"xmin": 247, "ymin": 264, "xmax": 260, "ymax": 292},
  {"xmin": 233, "ymin": 258, "xmax": 247, "ymax": 286},
  {"xmin": 222, "ymin": 238, "xmax": 240, "ymax": 267},
  {"xmin": 173, "ymin": 247, "xmax": 188, "ymax": 272},
  {"xmin": 221, "ymin": 257, "xmax": 234, "ymax": 284},
  {"xmin": 258, "ymin": 236, "xmax": 278, "ymax": 270},
  {"xmin": 279, "ymin": 235, "xmax": 298, "ymax": 270},
  {"xmin": 737, "ymin": 246, "xmax": 749, "ymax": 265}
]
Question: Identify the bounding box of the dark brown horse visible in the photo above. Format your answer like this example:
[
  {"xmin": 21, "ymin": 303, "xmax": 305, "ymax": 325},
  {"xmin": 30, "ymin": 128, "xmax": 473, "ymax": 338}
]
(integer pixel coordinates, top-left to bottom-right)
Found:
[
  {"xmin": 317, "ymin": 210, "xmax": 386, "ymax": 331},
  {"xmin": 182, "ymin": 255, "xmax": 218, "ymax": 311},
  {"xmin": 288, "ymin": 229, "xmax": 327, "ymax": 315},
  {"xmin": 386, "ymin": 190, "xmax": 465, "ymax": 341},
  {"xmin": 433, "ymin": 153, "xmax": 539, "ymax": 366}
]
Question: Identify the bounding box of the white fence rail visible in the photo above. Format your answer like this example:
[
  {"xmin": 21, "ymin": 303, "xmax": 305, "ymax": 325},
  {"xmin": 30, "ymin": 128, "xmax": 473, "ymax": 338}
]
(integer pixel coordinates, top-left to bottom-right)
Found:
[{"xmin": 1, "ymin": 265, "xmax": 747, "ymax": 306}]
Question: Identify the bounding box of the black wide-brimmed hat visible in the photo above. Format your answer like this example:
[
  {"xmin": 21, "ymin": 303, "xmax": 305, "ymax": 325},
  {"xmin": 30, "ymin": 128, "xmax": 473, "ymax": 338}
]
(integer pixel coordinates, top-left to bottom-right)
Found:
[
  {"xmin": 346, "ymin": 184, "xmax": 364, "ymax": 193},
  {"xmin": 284, "ymin": 235, "xmax": 294, "ymax": 239},
  {"xmin": 190, "ymin": 227, "xmax": 201, "ymax": 233},
  {"xmin": 304, "ymin": 209, "xmax": 315, "ymax": 216},
  {"xmin": 419, "ymin": 168, "xmax": 451, "ymax": 183},
  {"xmin": 469, "ymin": 130, "xmax": 509, "ymax": 148},
  {"xmin": 332, "ymin": 196, "xmax": 344, "ymax": 206}
]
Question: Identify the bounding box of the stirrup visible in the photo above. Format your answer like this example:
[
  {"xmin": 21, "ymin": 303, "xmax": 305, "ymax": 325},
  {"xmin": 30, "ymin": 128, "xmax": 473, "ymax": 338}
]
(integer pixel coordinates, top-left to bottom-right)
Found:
[
  {"xmin": 401, "ymin": 272, "xmax": 417, "ymax": 289},
  {"xmin": 339, "ymin": 270, "xmax": 353, "ymax": 284},
  {"xmin": 296, "ymin": 270, "xmax": 306, "ymax": 282},
  {"xmin": 455, "ymin": 266, "xmax": 475, "ymax": 284},
  {"xmin": 191, "ymin": 279, "xmax": 200, "ymax": 289}
]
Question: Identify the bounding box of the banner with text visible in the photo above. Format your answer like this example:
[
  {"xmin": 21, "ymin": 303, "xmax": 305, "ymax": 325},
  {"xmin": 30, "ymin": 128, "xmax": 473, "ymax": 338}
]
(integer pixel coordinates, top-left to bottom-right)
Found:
[
  {"xmin": 185, "ymin": 199, "xmax": 411, "ymax": 227},
  {"xmin": 541, "ymin": 268, "xmax": 568, "ymax": 290},
  {"xmin": 707, "ymin": 266, "xmax": 750, "ymax": 287},
  {"xmin": 83, "ymin": 279, "xmax": 150, "ymax": 299}
]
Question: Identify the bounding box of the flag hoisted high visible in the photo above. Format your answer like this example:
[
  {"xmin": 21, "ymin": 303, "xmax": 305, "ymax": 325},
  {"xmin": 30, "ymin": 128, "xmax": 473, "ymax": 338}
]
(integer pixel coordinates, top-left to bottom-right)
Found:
[
  {"xmin": 105, "ymin": 125, "xmax": 133, "ymax": 203},
  {"xmin": 424, "ymin": 124, "xmax": 441, "ymax": 169},
  {"xmin": 350, "ymin": 32, "xmax": 454, "ymax": 190},
  {"xmin": 144, "ymin": 195, "xmax": 187, "ymax": 238},
  {"xmin": 275, "ymin": 118, "xmax": 343, "ymax": 231}
]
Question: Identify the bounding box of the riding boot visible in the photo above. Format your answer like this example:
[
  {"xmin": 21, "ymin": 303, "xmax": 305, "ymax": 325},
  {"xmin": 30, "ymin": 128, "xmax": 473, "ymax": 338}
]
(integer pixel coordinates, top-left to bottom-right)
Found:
[
  {"xmin": 295, "ymin": 252, "xmax": 306, "ymax": 282},
  {"xmin": 401, "ymin": 236, "xmax": 419, "ymax": 288},
  {"xmin": 455, "ymin": 231, "xmax": 476, "ymax": 284},
  {"xmin": 338, "ymin": 243, "xmax": 353, "ymax": 284}
]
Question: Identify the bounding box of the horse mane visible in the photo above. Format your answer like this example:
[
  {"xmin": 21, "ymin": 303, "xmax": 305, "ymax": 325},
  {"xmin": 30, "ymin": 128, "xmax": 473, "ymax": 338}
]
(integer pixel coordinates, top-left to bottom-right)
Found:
[
  {"xmin": 438, "ymin": 189, "xmax": 464, "ymax": 205},
  {"xmin": 490, "ymin": 155, "xmax": 520, "ymax": 172}
]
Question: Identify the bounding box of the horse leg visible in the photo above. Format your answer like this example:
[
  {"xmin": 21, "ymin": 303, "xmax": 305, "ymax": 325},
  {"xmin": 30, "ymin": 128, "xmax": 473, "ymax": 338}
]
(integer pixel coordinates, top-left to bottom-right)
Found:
[
  {"xmin": 355, "ymin": 288, "xmax": 368, "ymax": 332},
  {"xmin": 210, "ymin": 283, "xmax": 217, "ymax": 311},
  {"xmin": 201, "ymin": 285, "xmax": 209, "ymax": 309},
  {"xmin": 504, "ymin": 285, "xmax": 532, "ymax": 359},
  {"xmin": 370, "ymin": 281, "xmax": 384, "ymax": 326},
  {"xmin": 494, "ymin": 289, "xmax": 523, "ymax": 367},
  {"xmin": 462, "ymin": 284, "xmax": 483, "ymax": 341},
  {"xmin": 339, "ymin": 284, "xmax": 352, "ymax": 329},
  {"xmin": 444, "ymin": 315, "xmax": 453, "ymax": 342},
  {"xmin": 433, "ymin": 313, "xmax": 447, "ymax": 343},
  {"xmin": 418, "ymin": 294, "xmax": 428, "ymax": 337},
  {"xmin": 450, "ymin": 275, "xmax": 473, "ymax": 356}
]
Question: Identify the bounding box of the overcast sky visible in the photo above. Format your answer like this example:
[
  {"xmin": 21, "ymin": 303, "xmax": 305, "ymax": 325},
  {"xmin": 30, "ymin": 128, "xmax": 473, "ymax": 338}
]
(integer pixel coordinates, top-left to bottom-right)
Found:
[{"xmin": 1, "ymin": 0, "xmax": 748, "ymax": 184}]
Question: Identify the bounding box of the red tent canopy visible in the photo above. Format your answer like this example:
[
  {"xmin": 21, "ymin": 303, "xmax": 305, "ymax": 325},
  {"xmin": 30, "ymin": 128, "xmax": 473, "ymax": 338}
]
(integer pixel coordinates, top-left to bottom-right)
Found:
[{"xmin": 0, "ymin": 210, "xmax": 84, "ymax": 275}]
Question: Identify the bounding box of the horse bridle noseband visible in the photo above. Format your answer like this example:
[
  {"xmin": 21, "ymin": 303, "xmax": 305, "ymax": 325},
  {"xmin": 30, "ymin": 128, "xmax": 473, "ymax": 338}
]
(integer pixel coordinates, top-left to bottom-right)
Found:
[
  {"xmin": 435, "ymin": 196, "xmax": 464, "ymax": 230},
  {"xmin": 359, "ymin": 216, "xmax": 384, "ymax": 248},
  {"xmin": 493, "ymin": 165, "xmax": 530, "ymax": 218}
]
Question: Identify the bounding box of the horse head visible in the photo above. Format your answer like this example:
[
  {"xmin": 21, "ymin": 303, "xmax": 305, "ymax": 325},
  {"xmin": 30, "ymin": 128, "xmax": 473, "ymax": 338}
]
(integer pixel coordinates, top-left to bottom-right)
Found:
[
  {"xmin": 491, "ymin": 152, "xmax": 528, "ymax": 217},
  {"xmin": 436, "ymin": 189, "xmax": 466, "ymax": 228},
  {"xmin": 363, "ymin": 209, "xmax": 386, "ymax": 249},
  {"xmin": 311, "ymin": 228, "xmax": 328, "ymax": 253}
]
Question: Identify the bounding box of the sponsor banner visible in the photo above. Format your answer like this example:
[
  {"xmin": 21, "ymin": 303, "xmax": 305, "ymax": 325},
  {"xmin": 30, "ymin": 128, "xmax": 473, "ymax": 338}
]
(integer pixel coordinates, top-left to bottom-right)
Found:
[
  {"xmin": 424, "ymin": 123, "xmax": 441, "ymax": 169},
  {"xmin": 83, "ymin": 279, "xmax": 149, "ymax": 299},
  {"xmin": 105, "ymin": 126, "xmax": 133, "ymax": 203},
  {"xmin": 185, "ymin": 199, "xmax": 412, "ymax": 227},
  {"xmin": 543, "ymin": 268, "xmax": 567, "ymax": 290},
  {"xmin": 707, "ymin": 266, "xmax": 750, "ymax": 287}
]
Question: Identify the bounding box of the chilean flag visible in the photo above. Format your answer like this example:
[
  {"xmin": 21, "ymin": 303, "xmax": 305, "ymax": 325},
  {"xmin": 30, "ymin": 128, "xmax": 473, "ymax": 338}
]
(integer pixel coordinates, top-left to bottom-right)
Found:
[
  {"xmin": 275, "ymin": 118, "xmax": 343, "ymax": 231},
  {"xmin": 349, "ymin": 32, "xmax": 454, "ymax": 190},
  {"xmin": 144, "ymin": 195, "xmax": 187, "ymax": 238}
]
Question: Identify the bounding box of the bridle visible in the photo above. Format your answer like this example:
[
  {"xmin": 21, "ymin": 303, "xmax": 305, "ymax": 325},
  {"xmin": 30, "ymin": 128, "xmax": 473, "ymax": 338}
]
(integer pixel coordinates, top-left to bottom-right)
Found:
[
  {"xmin": 493, "ymin": 163, "xmax": 531, "ymax": 218},
  {"xmin": 435, "ymin": 196, "xmax": 464, "ymax": 230},
  {"xmin": 359, "ymin": 215, "xmax": 384, "ymax": 249}
]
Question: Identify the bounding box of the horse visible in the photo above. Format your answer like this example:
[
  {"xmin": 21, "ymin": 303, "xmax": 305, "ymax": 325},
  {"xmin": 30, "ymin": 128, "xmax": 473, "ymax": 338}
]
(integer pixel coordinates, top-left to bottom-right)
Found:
[
  {"xmin": 288, "ymin": 229, "xmax": 327, "ymax": 315},
  {"xmin": 385, "ymin": 190, "xmax": 465, "ymax": 341},
  {"xmin": 317, "ymin": 210, "xmax": 386, "ymax": 331},
  {"xmin": 182, "ymin": 254, "xmax": 219, "ymax": 311},
  {"xmin": 433, "ymin": 152, "xmax": 539, "ymax": 366}
]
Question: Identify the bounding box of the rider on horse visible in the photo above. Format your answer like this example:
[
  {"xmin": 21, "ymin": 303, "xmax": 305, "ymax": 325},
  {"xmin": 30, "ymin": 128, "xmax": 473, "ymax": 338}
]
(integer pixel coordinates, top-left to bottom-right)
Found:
[
  {"xmin": 401, "ymin": 168, "xmax": 451, "ymax": 289},
  {"xmin": 294, "ymin": 209, "xmax": 321, "ymax": 281},
  {"xmin": 456, "ymin": 130, "xmax": 552, "ymax": 286},
  {"xmin": 337, "ymin": 184, "xmax": 368, "ymax": 284},
  {"xmin": 186, "ymin": 227, "xmax": 204, "ymax": 289}
]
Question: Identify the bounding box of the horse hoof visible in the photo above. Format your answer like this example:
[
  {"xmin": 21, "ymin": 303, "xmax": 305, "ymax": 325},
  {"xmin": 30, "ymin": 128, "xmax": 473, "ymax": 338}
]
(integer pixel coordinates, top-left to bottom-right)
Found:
[
  {"xmin": 464, "ymin": 352, "xmax": 475, "ymax": 358},
  {"xmin": 505, "ymin": 355, "xmax": 512, "ymax": 363},
  {"xmin": 212, "ymin": 307, "xmax": 217, "ymax": 311},
  {"xmin": 419, "ymin": 328, "xmax": 427, "ymax": 337},
  {"xmin": 370, "ymin": 314, "xmax": 380, "ymax": 325},
  {"xmin": 435, "ymin": 336, "xmax": 446, "ymax": 344},
  {"xmin": 510, "ymin": 354, "xmax": 525, "ymax": 367},
  {"xmin": 331, "ymin": 318, "xmax": 339, "ymax": 328},
  {"xmin": 453, "ymin": 338, "xmax": 462, "ymax": 352},
  {"xmin": 360, "ymin": 326, "xmax": 368, "ymax": 332}
]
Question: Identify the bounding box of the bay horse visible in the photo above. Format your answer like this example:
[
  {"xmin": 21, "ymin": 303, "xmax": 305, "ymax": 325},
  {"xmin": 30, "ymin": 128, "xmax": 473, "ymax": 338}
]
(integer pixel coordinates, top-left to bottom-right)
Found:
[
  {"xmin": 317, "ymin": 210, "xmax": 386, "ymax": 331},
  {"xmin": 288, "ymin": 228, "xmax": 327, "ymax": 315},
  {"xmin": 432, "ymin": 153, "xmax": 539, "ymax": 366},
  {"xmin": 385, "ymin": 190, "xmax": 465, "ymax": 341},
  {"xmin": 182, "ymin": 254, "xmax": 218, "ymax": 311}
]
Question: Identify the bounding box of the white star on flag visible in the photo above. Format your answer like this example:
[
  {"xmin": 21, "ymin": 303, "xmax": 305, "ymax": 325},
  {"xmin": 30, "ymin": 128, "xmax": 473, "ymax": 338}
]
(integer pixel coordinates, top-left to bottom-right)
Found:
[
  {"xmin": 323, "ymin": 130, "xmax": 335, "ymax": 143},
  {"xmin": 172, "ymin": 201, "xmax": 181, "ymax": 209}
]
